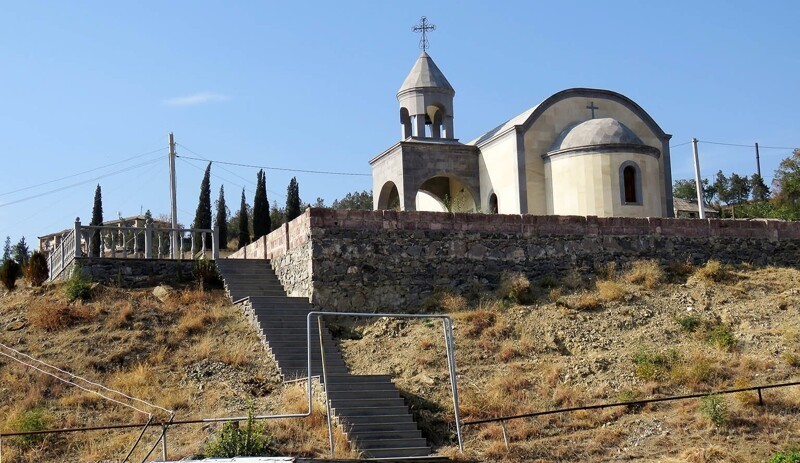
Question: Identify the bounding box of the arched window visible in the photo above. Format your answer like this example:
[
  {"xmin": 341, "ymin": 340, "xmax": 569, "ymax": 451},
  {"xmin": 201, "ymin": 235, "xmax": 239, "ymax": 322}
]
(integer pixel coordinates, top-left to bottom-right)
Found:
[
  {"xmin": 488, "ymin": 193, "xmax": 498, "ymax": 214},
  {"xmin": 400, "ymin": 108, "xmax": 412, "ymax": 139},
  {"xmin": 619, "ymin": 161, "xmax": 642, "ymax": 205}
]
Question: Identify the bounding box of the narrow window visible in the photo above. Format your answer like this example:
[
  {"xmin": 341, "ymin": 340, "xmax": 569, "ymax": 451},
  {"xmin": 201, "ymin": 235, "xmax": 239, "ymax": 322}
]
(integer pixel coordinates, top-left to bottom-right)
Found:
[
  {"xmin": 623, "ymin": 166, "xmax": 637, "ymax": 203},
  {"xmin": 489, "ymin": 193, "xmax": 498, "ymax": 214}
]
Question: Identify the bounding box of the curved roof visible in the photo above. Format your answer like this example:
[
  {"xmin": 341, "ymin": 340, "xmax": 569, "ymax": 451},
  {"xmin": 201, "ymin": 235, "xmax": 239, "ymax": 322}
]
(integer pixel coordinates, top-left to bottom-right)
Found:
[
  {"xmin": 550, "ymin": 118, "xmax": 644, "ymax": 151},
  {"xmin": 468, "ymin": 88, "xmax": 670, "ymax": 147},
  {"xmin": 398, "ymin": 51, "xmax": 454, "ymax": 94}
]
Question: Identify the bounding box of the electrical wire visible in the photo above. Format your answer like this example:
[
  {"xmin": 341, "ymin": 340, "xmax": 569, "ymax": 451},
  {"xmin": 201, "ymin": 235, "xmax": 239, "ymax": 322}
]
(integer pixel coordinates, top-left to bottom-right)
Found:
[
  {"xmin": 0, "ymin": 342, "xmax": 173, "ymax": 415},
  {"xmin": 670, "ymin": 141, "xmax": 692, "ymax": 149},
  {"xmin": 700, "ymin": 140, "xmax": 795, "ymax": 150},
  {"xmin": 0, "ymin": 147, "xmax": 167, "ymax": 198},
  {"xmin": 0, "ymin": 158, "xmax": 162, "ymax": 209},
  {"xmin": 175, "ymin": 154, "xmax": 371, "ymax": 177}
]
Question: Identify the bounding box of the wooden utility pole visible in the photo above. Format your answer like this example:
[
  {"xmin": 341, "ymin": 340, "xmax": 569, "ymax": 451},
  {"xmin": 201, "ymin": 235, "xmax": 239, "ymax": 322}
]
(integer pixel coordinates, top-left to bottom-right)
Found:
[
  {"xmin": 168, "ymin": 132, "xmax": 179, "ymax": 258},
  {"xmin": 692, "ymin": 138, "xmax": 706, "ymax": 219}
]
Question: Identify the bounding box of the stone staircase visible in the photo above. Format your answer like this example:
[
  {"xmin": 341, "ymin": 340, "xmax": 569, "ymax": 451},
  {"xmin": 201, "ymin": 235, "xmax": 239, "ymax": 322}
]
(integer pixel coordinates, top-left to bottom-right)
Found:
[{"xmin": 215, "ymin": 259, "xmax": 431, "ymax": 459}]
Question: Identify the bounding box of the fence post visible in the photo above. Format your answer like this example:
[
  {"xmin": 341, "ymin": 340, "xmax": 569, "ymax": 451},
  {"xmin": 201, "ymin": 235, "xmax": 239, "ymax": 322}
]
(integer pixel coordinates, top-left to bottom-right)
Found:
[
  {"xmin": 161, "ymin": 424, "xmax": 168, "ymax": 461},
  {"xmin": 145, "ymin": 219, "xmax": 153, "ymax": 259},
  {"xmin": 212, "ymin": 226, "xmax": 219, "ymax": 260},
  {"xmin": 74, "ymin": 218, "xmax": 81, "ymax": 257}
]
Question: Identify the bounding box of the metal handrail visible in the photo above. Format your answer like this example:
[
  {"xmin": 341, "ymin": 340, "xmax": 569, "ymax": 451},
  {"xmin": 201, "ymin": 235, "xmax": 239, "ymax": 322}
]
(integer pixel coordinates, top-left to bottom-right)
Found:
[{"xmin": 307, "ymin": 311, "xmax": 463, "ymax": 455}]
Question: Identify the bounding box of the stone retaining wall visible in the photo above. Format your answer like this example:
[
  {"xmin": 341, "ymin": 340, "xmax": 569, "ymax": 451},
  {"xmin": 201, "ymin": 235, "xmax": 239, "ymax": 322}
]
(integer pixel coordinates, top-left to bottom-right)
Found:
[
  {"xmin": 228, "ymin": 208, "xmax": 800, "ymax": 311},
  {"xmin": 70, "ymin": 257, "xmax": 197, "ymax": 287}
]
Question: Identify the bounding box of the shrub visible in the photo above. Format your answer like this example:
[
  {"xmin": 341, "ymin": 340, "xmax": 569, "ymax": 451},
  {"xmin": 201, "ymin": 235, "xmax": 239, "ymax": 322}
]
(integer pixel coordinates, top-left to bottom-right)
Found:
[
  {"xmin": 695, "ymin": 260, "xmax": 731, "ymax": 283},
  {"xmin": 623, "ymin": 260, "xmax": 664, "ymax": 289},
  {"xmin": 64, "ymin": 267, "xmax": 92, "ymax": 302},
  {"xmin": 193, "ymin": 258, "xmax": 221, "ymax": 291},
  {"xmin": 675, "ymin": 314, "xmax": 703, "ymax": 332},
  {"xmin": 26, "ymin": 251, "xmax": 49, "ymax": 286},
  {"xmin": 596, "ymin": 280, "xmax": 626, "ymax": 302},
  {"xmin": 667, "ymin": 258, "xmax": 695, "ymax": 278},
  {"xmin": 498, "ymin": 272, "xmax": 534, "ymax": 304},
  {"xmin": 8, "ymin": 407, "xmax": 49, "ymax": 448},
  {"xmin": 205, "ymin": 408, "xmax": 276, "ymax": 458},
  {"xmin": 439, "ymin": 292, "xmax": 468, "ymax": 312},
  {"xmin": 0, "ymin": 258, "xmax": 22, "ymax": 291},
  {"xmin": 698, "ymin": 394, "xmax": 729, "ymax": 427},
  {"xmin": 768, "ymin": 449, "xmax": 800, "ymax": 463},
  {"xmin": 633, "ymin": 349, "xmax": 679, "ymax": 381},
  {"xmin": 783, "ymin": 352, "xmax": 800, "ymax": 368},
  {"xmin": 706, "ymin": 324, "xmax": 736, "ymax": 351},
  {"xmin": 30, "ymin": 302, "xmax": 93, "ymax": 331}
]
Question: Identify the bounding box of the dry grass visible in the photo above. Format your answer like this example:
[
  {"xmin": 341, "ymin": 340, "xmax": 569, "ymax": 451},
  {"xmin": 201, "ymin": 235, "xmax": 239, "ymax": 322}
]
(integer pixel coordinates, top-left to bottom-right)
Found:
[
  {"xmin": 28, "ymin": 300, "xmax": 94, "ymax": 331},
  {"xmin": 498, "ymin": 272, "xmax": 534, "ymax": 304},
  {"xmin": 596, "ymin": 280, "xmax": 626, "ymax": 302},
  {"xmin": 455, "ymin": 309, "xmax": 496, "ymax": 338},
  {"xmin": 623, "ymin": 259, "xmax": 665, "ymax": 288},
  {"xmin": 439, "ymin": 292, "xmax": 468, "ymax": 312},
  {"xmin": 694, "ymin": 260, "xmax": 733, "ymax": 284}
]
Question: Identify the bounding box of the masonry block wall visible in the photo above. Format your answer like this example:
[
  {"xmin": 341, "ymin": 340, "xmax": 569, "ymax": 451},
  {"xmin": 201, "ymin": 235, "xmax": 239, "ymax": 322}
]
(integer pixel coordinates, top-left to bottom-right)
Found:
[{"xmin": 228, "ymin": 208, "xmax": 800, "ymax": 312}]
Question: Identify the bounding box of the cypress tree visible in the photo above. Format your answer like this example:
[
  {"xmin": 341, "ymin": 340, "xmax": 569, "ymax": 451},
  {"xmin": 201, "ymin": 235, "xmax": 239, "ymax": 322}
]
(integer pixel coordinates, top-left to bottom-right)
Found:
[
  {"xmin": 237, "ymin": 188, "xmax": 251, "ymax": 249},
  {"xmin": 215, "ymin": 185, "xmax": 229, "ymax": 250},
  {"xmin": 90, "ymin": 184, "xmax": 103, "ymax": 256},
  {"xmin": 2, "ymin": 236, "xmax": 10, "ymax": 261},
  {"xmin": 285, "ymin": 177, "xmax": 302, "ymax": 222},
  {"xmin": 192, "ymin": 163, "xmax": 213, "ymax": 249},
  {"xmin": 252, "ymin": 169, "xmax": 270, "ymax": 239},
  {"xmin": 13, "ymin": 237, "xmax": 30, "ymax": 265}
]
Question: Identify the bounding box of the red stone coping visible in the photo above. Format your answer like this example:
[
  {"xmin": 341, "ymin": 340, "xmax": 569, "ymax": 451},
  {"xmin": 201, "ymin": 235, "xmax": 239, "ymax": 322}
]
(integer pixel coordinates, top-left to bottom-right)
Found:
[{"xmin": 227, "ymin": 208, "xmax": 800, "ymax": 260}]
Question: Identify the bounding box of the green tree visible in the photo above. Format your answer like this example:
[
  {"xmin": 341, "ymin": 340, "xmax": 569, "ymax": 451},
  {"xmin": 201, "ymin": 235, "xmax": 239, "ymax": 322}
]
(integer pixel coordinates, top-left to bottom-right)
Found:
[
  {"xmin": 285, "ymin": 177, "xmax": 302, "ymax": 221},
  {"xmin": 192, "ymin": 162, "xmax": 213, "ymax": 249},
  {"xmin": 2, "ymin": 236, "xmax": 11, "ymax": 261},
  {"xmin": 237, "ymin": 188, "xmax": 251, "ymax": 249},
  {"xmin": 144, "ymin": 209, "xmax": 153, "ymax": 221},
  {"xmin": 312, "ymin": 197, "xmax": 326, "ymax": 208},
  {"xmin": 269, "ymin": 200, "xmax": 285, "ymax": 232},
  {"xmin": 728, "ymin": 173, "xmax": 751, "ymax": 204},
  {"xmin": 252, "ymin": 170, "xmax": 271, "ymax": 239},
  {"xmin": 215, "ymin": 185, "xmax": 229, "ymax": 250},
  {"xmin": 773, "ymin": 149, "xmax": 800, "ymax": 213},
  {"xmin": 90, "ymin": 184, "xmax": 103, "ymax": 256},
  {"xmin": 332, "ymin": 190, "xmax": 373, "ymax": 210},
  {"xmin": 13, "ymin": 237, "xmax": 30, "ymax": 265},
  {"xmin": 750, "ymin": 173, "xmax": 770, "ymax": 201},
  {"xmin": 672, "ymin": 179, "xmax": 697, "ymax": 201}
]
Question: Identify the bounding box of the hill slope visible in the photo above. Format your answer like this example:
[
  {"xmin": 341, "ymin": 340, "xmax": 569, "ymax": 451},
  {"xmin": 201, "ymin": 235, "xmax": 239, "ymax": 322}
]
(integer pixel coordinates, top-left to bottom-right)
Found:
[{"xmin": 1, "ymin": 261, "xmax": 799, "ymax": 462}]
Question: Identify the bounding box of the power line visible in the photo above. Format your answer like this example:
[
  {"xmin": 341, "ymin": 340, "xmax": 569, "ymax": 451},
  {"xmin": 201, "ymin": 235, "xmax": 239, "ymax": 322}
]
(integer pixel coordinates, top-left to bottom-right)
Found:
[
  {"xmin": 0, "ymin": 158, "xmax": 162, "ymax": 209},
  {"xmin": 175, "ymin": 154, "xmax": 371, "ymax": 177},
  {"xmin": 670, "ymin": 141, "xmax": 692, "ymax": 149},
  {"xmin": 0, "ymin": 147, "xmax": 167, "ymax": 198},
  {"xmin": 700, "ymin": 140, "xmax": 795, "ymax": 150}
]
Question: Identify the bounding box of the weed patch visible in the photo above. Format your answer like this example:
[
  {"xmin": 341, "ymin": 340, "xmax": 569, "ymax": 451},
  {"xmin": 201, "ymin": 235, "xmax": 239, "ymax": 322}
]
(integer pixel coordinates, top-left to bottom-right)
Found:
[
  {"xmin": 675, "ymin": 314, "xmax": 703, "ymax": 332},
  {"xmin": 499, "ymin": 272, "xmax": 534, "ymax": 304},
  {"xmin": 699, "ymin": 394, "xmax": 729, "ymax": 427},
  {"xmin": 695, "ymin": 260, "xmax": 732, "ymax": 284}
]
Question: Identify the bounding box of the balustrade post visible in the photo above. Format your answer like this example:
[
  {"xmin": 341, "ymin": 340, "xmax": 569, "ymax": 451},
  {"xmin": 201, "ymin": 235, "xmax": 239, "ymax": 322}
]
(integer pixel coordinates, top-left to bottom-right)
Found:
[
  {"xmin": 74, "ymin": 218, "xmax": 81, "ymax": 257},
  {"xmin": 212, "ymin": 226, "xmax": 219, "ymax": 261},
  {"xmin": 144, "ymin": 220, "xmax": 153, "ymax": 259}
]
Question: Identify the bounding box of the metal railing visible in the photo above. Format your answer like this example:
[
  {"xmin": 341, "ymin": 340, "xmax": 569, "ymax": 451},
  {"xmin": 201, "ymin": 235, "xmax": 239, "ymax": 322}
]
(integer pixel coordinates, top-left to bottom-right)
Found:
[
  {"xmin": 307, "ymin": 311, "xmax": 463, "ymax": 457},
  {"xmin": 461, "ymin": 380, "xmax": 800, "ymax": 450}
]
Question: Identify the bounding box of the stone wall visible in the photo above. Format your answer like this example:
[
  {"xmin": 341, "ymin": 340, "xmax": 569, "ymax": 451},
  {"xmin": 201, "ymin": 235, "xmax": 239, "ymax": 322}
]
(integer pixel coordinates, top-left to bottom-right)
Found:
[
  {"xmin": 71, "ymin": 257, "xmax": 197, "ymax": 287},
  {"xmin": 228, "ymin": 208, "xmax": 800, "ymax": 312}
]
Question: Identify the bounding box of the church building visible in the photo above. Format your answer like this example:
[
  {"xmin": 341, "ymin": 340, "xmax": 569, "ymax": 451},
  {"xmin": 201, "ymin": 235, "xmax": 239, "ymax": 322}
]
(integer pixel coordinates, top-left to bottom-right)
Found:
[{"xmin": 370, "ymin": 51, "xmax": 675, "ymax": 218}]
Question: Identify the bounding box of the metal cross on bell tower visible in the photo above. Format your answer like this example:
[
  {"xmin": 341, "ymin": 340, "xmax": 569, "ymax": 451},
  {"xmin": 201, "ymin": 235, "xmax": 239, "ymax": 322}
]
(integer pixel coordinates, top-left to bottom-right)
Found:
[{"xmin": 413, "ymin": 16, "xmax": 436, "ymax": 51}]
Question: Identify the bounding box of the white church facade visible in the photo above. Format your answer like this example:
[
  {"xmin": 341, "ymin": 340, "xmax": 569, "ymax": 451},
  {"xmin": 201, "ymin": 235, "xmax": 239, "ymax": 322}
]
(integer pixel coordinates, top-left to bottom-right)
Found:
[{"xmin": 370, "ymin": 51, "xmax": 675, "ymax": 218}]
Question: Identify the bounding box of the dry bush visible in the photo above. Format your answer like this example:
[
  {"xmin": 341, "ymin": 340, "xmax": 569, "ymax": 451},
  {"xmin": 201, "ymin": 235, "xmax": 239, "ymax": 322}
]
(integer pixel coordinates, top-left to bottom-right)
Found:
[
  {"xmin": 596, "ymin": 280, "xmax": 626, "ymax": 302},
  {"xmin": 105, "ymin": 300, "xmax": 135, "ymax": 329},
  {"xmin": 668, "ymin": 258, "xmax": 696, "ymax": 278},
  {"xmin": 461, "ymin": 370, "xmax": 533, "ymax": 419},
  {"xmin": 456, "ymin": 309, "xmax": 496, "ymax": 338},
  {"xmin": 439, "ymin": 292, "xmax": 468, "ymax": 312},
  {"xmin": 694, "ymin": 260, "xmax": 732, "ymax": 284},
  {"xmin": 219, "ymin": 338, "xmax": 256, "ymax": 367},
  {"xmin": 498, "ymin": 272, "xmax": 534, "ymax": 304},
  {"xmin": 559, "ymin": 291, "xmax": 601, "ymax": 311},
  {"xmin": 28, "ymin": 300, "xmax": 93, "ymax": 331},
  {"xmin": 671, "ymin": 355, "xmax": 723, "ymax": 390},
  {"xmin": 177, "ymin": 306, "xmax": 219, "ymax": 337},
  {"xmin": 680, "ymin": 445, "xmax": 743, "ymax": 463},
  {"xmin": 623, "ymin": 259, "xmax": 664, "ymax": 289},
  {"xmin": 596, "ymin": 261, "xmax": 618, "ymax": 280},
  {"xmin": 497, "ymin": 340, "xmax": 520, "ymax": 362},
  {"xmin": 561, "ymin": 270, "xmax": 585, "ymax": 290}
]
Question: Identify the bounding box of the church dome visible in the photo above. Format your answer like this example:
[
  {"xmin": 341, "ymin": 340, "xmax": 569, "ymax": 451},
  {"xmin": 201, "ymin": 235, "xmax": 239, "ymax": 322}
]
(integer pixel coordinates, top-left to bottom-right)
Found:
[
  {"xmin": 398, "ymin": 51, "xmax": 455, "ymax": 95},
  {"xmin": 551, "ymin": 118, "xmax": 644, "ymax": 151}
]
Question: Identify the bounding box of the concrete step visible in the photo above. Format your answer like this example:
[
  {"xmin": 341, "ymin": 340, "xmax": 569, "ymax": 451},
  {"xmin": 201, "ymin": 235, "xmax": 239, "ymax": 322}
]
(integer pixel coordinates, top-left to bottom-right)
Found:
[
  {"xmin": 345, "ymin": 422, "xmax": 421, "ymax": 434},
  {"xmin": 348, "ymin": 429, "xmax": 423, "ymax": 441},
  {"xmin": 325, "ymin": 374, "xmax": 392, "ymax": 384},
  {"xmin": 328, "ymin": 398, "xmax": 406, "ymax": 409},
  {"xmin": 337, "ymin": 414, "xmax": 415, "ymax": 425},
  {"xmin": 326, "ymin": 389, "xmax": 402, "ymax": 401},
  {"xmin": 226, "ymin": 283, "xmax": 285, "ymax": 291},
  {"xmin": 355, "ymin": 438, "xmax": 428, "ymax": 450},
  {"xmin": 360, "ymin": 447, "xmax": 431, "ymax": 458},
  {"xmin": 326, "ymin": 382, "xmax": 399, "ymax": 393},
  {"xmin": 332, "ymin": 406, "xmax": 411, "ymax": 417},
  {"xmin": 249, "ymin": 296, "xmax": 309, "ymax": 304},
  {"xmin": 267, "ymin": 344, "xmax": 341, "ymax": 355}
]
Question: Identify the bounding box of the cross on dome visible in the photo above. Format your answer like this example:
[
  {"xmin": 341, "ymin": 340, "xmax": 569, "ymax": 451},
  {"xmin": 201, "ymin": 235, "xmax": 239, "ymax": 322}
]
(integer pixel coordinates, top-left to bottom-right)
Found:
[{"xmin": 413, "ymin": 16, "xmax": 436, "ymax": 51}]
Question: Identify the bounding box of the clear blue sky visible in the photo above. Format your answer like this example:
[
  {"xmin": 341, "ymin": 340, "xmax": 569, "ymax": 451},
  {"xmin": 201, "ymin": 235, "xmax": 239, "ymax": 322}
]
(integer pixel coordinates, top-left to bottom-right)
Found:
[{"xmin": 1, "ymin": 1, "xmax": 798, "ymax": 246}]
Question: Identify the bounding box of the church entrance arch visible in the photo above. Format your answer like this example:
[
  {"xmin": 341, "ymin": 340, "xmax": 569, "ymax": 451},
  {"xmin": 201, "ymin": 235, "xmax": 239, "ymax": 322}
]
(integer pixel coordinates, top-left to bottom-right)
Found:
[
  {"xmin": 416, "ymin": 175, "xmax": 477, "ymax": 212},
  {"xmin": 377, "ymin": 181, "xmax": 401, "ymax": 210}
]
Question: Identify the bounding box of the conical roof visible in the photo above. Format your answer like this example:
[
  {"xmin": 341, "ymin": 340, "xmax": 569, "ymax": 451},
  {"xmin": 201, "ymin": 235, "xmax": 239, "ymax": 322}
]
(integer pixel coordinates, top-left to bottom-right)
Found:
[{"xmin": 398, "ymin": 51, "xmax": 454, "ymax": 94}]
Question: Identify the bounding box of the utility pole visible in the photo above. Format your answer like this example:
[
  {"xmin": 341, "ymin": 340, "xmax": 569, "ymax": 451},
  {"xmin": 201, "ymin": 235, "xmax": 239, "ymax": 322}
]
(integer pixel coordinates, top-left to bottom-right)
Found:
[
  {"xmin": 168, "ymin": 132, "xmax": 179, "ymax": 258},
  {"xmin": 755, "ymin": 142, "xmax": 762, "ymax": 178},
  {"xmin": 692, "ymin": 138, "xmax": 706, "ymax": 219}
]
